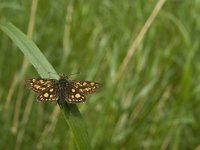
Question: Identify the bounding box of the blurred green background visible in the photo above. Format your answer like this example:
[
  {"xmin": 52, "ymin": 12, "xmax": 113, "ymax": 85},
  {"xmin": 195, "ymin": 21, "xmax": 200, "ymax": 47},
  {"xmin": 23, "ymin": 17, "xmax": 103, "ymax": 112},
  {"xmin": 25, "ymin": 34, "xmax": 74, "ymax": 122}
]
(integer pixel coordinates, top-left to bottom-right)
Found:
[{"xmin": 0, "ymin": 0, "xmax": 200, "ymax": 149}]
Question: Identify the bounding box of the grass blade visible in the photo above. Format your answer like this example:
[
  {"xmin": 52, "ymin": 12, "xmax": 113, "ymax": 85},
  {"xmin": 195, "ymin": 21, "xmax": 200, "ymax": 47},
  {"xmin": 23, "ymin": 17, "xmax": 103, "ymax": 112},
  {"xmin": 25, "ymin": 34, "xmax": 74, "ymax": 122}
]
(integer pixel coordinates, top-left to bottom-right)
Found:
[{"xmin": 0, "ymin": 22, "xmax": 91, "ymax": 150}]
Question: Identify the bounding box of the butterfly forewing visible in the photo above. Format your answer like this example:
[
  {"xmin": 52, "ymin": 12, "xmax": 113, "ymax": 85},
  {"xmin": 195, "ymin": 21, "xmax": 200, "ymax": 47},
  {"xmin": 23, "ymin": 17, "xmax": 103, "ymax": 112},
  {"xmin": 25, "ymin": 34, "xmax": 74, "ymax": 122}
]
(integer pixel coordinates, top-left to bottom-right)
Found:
[
  {"xmin": 26, "ymin": 78, "xmax": 56, "ymax": 93},
  {"xmin": 70, "ymin": 80, "xmax": 100, "ymax": 95}
]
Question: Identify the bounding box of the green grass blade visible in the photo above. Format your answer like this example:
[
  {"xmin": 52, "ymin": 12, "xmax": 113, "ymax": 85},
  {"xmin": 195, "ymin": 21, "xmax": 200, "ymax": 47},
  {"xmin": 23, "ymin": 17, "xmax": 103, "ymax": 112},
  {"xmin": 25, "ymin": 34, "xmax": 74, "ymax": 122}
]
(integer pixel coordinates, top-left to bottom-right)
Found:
[
  {"xmin": 0, "ymin": 22, "xmax": 91, "ymax": 150},
  {"xmin": 0, "ymin": 22, "xmax": 56, "ymax": 78},
  {"xmin": 61, "ymin": 103, "xmax": 91, "ymax": 150}
]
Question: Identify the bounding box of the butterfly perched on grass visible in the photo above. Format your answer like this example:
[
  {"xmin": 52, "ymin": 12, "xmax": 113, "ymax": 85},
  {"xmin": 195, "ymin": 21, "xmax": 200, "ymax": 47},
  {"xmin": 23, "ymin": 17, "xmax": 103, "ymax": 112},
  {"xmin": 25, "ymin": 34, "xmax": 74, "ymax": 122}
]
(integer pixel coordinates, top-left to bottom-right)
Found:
[{"xmin": 25, "ymin": 75, "xmax": 100, "ymax": 104}]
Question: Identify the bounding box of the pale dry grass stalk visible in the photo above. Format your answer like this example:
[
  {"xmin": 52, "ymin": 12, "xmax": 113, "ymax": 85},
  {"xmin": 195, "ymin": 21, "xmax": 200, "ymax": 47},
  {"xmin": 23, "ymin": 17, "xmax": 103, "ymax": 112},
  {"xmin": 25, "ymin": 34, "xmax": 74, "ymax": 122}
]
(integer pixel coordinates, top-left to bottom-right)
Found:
[
  {"xmin": 14, "ymin": 94, "xmax": 34, "ymax": 150},
  {"xmin": 129, "ymin": 96, "xmax": 146, "ymax": 124},
  {"xmin": 11, "ymin": 0, "xmax": 38, "ymax": 146},
  {"xmin": 11, "ymin": 58, "xmax": 33, "ymax": 134},
  {"xmin": 11, "ymin": 82, "xmax": 24, "ymax": 134},
  {"xmin": 27, "ymin": 0, "xmax": 38, "ymax": 38},
  {"xmin": 112, "ymin": 92, "xmax": 133, "ymax": 142},
  {"xmin": 158, "ymin": 87, "xmax": 172, "ymax": 150},
  {"xmin": 0, "ymin": 88, "xmax": 2, "ymax": 100},
  {"xmin": 63, "ymin": 2, "xmax": 73, "ymax": 52},
  {"xmin": 36, "ymin": 106, "xmax": 60, "ymax": 150},
  {"xmin": 114, "ymin": 0, "xmax": 167, "ymax": 82},
  {"xmin": 161, "ymin": 122, "xmax": 179, "ymax": 150},
  {"xmin": 4, "ymin": 73, "xmax": 18, "ymax": 113},
  {"xmin": 194, "ymin": 145, "xmax": 200, "ymax": 150},
  {"xmin": 61, "ymin": 2, "xmax": 73, "ymax": 69}
]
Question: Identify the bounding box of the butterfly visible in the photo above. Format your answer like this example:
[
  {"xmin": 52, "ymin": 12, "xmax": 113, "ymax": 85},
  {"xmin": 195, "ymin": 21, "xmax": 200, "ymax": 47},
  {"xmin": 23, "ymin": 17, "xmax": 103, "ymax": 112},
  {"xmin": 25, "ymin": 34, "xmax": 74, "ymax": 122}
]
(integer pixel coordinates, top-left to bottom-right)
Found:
[{"xmin": 25, "ymin": 75, "xmax": 100, "ymax": 104}]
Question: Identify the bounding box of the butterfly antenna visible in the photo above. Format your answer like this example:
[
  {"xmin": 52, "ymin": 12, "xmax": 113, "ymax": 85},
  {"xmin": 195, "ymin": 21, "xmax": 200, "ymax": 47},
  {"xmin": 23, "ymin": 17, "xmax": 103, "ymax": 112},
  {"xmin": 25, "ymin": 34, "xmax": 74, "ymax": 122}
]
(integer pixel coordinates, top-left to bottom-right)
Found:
[
  {"xmin": 47, "ymin": 72, "xmax": 58, "ymax": 78},
  {"xmin": 69, "ymin": 71, "xmax": 81, "ymax": 77},
  {"xmin": 58, "ymin": 72, "xmax": 81, "ymax": 79}
]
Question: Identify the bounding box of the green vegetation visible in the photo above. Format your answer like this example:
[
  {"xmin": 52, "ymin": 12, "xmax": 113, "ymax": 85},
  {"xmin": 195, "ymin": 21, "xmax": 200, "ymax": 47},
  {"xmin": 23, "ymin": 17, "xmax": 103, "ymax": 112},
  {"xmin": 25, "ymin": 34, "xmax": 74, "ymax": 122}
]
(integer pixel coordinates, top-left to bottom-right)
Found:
[{"xmin": 0, "ymin": 0, "xmax": 200, "ymax": 149}]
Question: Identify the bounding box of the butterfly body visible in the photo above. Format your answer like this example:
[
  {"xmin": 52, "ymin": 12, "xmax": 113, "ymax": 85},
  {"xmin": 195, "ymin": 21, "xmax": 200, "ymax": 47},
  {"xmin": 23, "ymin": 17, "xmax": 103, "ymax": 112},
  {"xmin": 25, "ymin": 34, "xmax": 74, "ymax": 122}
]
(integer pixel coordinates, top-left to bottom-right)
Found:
[
  {"xmin": 54, "ymin": 77, "xmax": 69, "ymax": 101},
  {"xmin": 26, "ymin": 75, "xmax": 100, "ymax": 104}
]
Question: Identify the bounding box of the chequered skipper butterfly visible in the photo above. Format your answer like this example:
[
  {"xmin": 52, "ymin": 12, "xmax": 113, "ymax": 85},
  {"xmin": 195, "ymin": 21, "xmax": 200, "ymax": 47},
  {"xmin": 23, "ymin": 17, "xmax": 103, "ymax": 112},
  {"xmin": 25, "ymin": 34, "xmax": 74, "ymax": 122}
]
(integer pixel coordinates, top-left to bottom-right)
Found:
[{"xmin": 25, "ymin": 75, "xmax": 100, "ymax": 104}]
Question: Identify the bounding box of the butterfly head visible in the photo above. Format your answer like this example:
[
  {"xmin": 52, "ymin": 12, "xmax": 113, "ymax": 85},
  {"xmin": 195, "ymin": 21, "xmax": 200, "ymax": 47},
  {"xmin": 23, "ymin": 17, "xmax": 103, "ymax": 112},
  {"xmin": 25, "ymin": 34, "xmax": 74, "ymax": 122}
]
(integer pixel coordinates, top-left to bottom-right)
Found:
[
  {"xmin": 58, "ymin": 78, "xmax": 70, "ymax": 87},
  {"xmin": 59, "ymin": 74, "xmax": 68, "ymax": 79}
]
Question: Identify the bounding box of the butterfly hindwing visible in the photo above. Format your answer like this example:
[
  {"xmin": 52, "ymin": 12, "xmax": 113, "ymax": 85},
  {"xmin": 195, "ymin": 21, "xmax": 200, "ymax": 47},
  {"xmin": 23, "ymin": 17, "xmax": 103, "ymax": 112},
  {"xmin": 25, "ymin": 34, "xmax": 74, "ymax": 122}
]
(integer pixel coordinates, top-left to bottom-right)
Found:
[
  {"xmin": 70, "ymin": 80, "xmax": 100, "ymax": 95},
  {"xmin": 65, "ymin": 84, "xmax": 86, "ymax": 104},
  {"xmin": 37, "ymin": 86, "xmax": 59, "ymax": 102}
]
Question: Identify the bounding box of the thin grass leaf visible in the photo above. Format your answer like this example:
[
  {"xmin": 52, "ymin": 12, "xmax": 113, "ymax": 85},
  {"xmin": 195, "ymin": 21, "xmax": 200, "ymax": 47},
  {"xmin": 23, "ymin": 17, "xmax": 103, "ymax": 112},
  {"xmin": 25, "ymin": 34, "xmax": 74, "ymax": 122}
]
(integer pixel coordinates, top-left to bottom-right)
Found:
[{"xmin": 0, "ymin": 22, "xmax": 91, "ymax": 150}]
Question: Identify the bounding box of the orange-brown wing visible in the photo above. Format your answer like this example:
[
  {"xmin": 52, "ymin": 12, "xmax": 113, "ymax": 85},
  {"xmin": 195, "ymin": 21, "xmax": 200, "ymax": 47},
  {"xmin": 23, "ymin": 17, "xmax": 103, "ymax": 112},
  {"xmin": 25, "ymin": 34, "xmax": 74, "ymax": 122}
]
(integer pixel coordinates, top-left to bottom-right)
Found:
[
  {"xmin": 25, "ymin": 78, "xmax": 56, "ymax": 93},
  {"xmin": 65, "ymin": 84, "xmax": 86, "ymax": 104},
  {"xmin": 37, "ymin": 86, "xmax": 59, "ymax": 102},
  {"xmin": 70, "ymin": 80, "xmax": 100, "ymax": 95}
]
